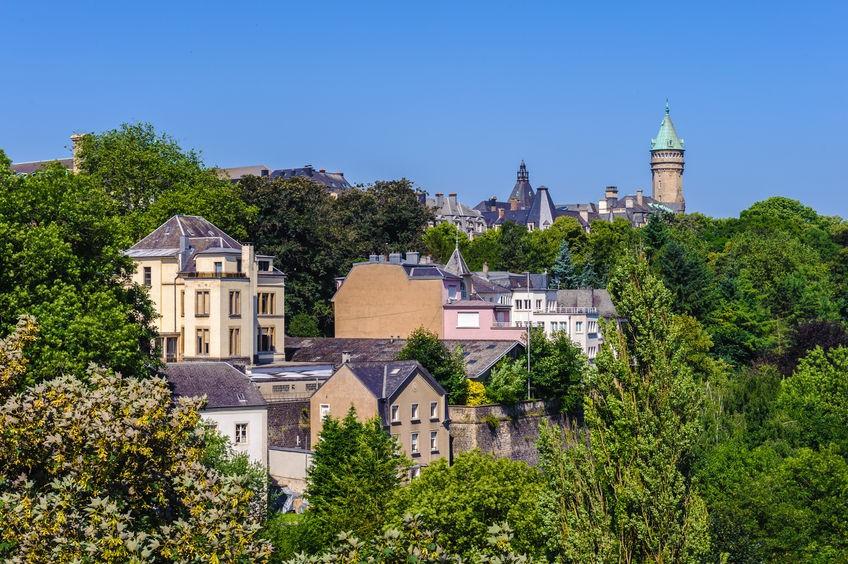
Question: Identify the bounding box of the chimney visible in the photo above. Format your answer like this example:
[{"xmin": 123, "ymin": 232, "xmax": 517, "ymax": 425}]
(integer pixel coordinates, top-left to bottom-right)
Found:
[
  {"xmin": 260, "ymin": 168, "xmax": 269, "ymax": 177},
  {"xmin": 341, "ymin": 351, "xmax": 352, "ymax": 364},
  {"xmin": 636, "ymin": 189, "xmax": 644, "ymax": 205},
  {"xmin": 579, "ymin": 209, "xmax": 589, "ymax": 224},
  {"xmin": 605, "ymin": 186, "xmax": 619, "ymax": 200},
  {"xmin": 509, "ymin": 197, "xmax": 520, "ymax": 211},
  {"xmin": 598, "ymin": 199, "xmax": 608, "ymax": 213},
  {"xmin": 382, "ymin": 365, "xmax": 388, "ymax": 399},
  {"xmin": 625, "ymin": 198, "xmax": 634, "ymax": 208},
  {"xmin": 489, "ymin": 196, "xmax": 498, "ymax": 212},
  {"xmin": 178, "ymin": 235, "xmax": 191, "ymax": 271},
  {"xmin": 388, "ymin": 252, "xmax": 403, "ymax": 264},
  {"xmin": 482, "ymin": 261, "xmax": 489, "ymax": 276},
  {"xmin": 405, "ymin": 251, "xmax": 420, "ymax": 264},
  {"xmin": 70, "ymin": 133, "xmax": 86, "ymax": 174},
  {"xmin": 448, "ymin": 193, "xmax": 458, "ymax": 209},
  {"xmin": 498, "ymin": 207, "xmax": 506, "ymax": 220},
  {"xmin": 369, "ymin": 254, "xmax": 379, "ymax": 262},
  {"xmin": 319, "ymin": 168, "xmax": 326, "ymax": 173},
  {"xmin": 435, "ymin": 193, "xmax": 445, "ymax": 208}
]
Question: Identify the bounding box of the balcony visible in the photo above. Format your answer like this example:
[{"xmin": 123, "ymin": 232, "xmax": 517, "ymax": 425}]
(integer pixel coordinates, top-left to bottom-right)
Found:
[
  {"xmin": 181, "ymin": 271, "xmax": 248, "ymax": 279},
  {"xmin": 534, "ymin": 306, "xmax": 598, "ymax": 315},
  {"xmin": 491, "ymin": 321, "xmax": 513, "ymax": 328}
]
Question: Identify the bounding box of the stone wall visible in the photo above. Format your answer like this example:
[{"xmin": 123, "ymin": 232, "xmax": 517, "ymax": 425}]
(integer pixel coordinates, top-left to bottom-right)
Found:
[
  {"xmin": 267, "ymin": 400, "xmax": 311, "ymax": 450},
  {"xmin": 448, "ymin": 400, "xmax": 563, "ymax": 465}
]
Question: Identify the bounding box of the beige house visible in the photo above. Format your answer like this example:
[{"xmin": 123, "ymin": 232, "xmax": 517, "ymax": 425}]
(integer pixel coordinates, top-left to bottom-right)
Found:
[
  {"xmin": 310, "ymin": 361, "xmax": 449, "ymax": 474},
  {"xmin": 126, "ymin": 215, "xmax": 285, "ymax": 364}
]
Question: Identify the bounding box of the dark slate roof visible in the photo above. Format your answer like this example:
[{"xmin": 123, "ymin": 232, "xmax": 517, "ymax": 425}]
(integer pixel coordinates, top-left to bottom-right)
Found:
[
  {"xmin": 270, "ymin": 166, "xmax": 351, "ymax": 190},
  {"xmin": 128, "ymin": 215, "xmax": 241, "ymax": 252},
  {"xmin": 426, "ymin": 195, "xmax": 483, "ymax": 218},
  {"xmin": 166, "ymin": 362, "xmax": 267, "ymax": 409},
  {"xmin": 285, "ymin": 337, "xmax": 524, "ymax": 379},
  {"xmin": 217, "ymin": 165, "xmax": 271, "ymax": 181},
  {"xmin": 343, "ymin": 360, "xmax": 445, "ymax": 401},
  {"xmin": 402, "ymin": 263, "xmax": 461, "ymax": 280},
  {"xmin": 11, "ymin": 158, "xmax": 73, "ymax": 175},
  {"xmin": 508, "ymin": 160, "xmax": 534, "ymax": 209},
  {"xmin": 556, "ymin": 289, "xmax": 617, "ymax": 318},
  {"xmin": 444, "ymin": 246, "xmax": 471, "ymax": 277},
  {"xmin": 474, "ymin": 271, "xmax": 548, "ymax": 290},
  {"xmin": 480, "ymin": 189, "xmax": 590, "ymax": 231}
]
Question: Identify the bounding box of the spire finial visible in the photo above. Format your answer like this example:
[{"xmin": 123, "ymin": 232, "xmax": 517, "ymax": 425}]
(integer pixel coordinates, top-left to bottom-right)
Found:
[{"xmin": 665, "ymin": 99, "xmax": 670, "ymax": 114}]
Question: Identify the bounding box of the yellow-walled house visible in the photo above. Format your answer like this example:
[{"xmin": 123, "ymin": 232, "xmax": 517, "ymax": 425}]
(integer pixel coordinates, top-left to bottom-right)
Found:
[
  {"xmin": 125, "ymin": 215, "xmax": 285, "ymax": 364},
  {"xmin": 311, "ymin": 360, "xmax": 449, "ymax": 475}
]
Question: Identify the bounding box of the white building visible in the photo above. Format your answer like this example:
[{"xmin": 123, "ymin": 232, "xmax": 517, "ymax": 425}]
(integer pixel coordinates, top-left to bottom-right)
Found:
[{"xmin": 166, "ymin": 362, "xmax": 269, "ymax": 467}]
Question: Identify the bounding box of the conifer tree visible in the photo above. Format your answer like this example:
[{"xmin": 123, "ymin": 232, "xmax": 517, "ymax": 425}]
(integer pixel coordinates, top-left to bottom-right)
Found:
[
  {"xmin": 537, "ymin": 257, "xmax": 710, "ymax": 562},
  {"xmin": 550, "ymin": 240, "xmax": 580, "ymax": 289}
]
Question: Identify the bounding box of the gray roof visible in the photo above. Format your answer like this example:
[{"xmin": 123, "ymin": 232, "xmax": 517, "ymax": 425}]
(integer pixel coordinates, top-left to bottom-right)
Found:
[
  {"xmin": 128, "ymin": 215, "xmax": 241, "ymax": 252},
  {"xmin": 285, "ymin": 337, "xmax": 524, "ymax": 379},
  {"xmin": 343, "ymin": 360, "xmax": 446, "ymax": 401},
  {"xmin": 426, "ymin": 194, "xmax": 483, "ymax": 219},
  {"xmin": 508, "ymin": 160, "xmax": 534, "ymax": 209},
  {"xmin": 444, "ymin": 246, "xmax": 471, "ymax": 277},
  {"xmin": 216, "ymin": 165, "xmax": 270, "ymax": 181},
  {"xmin": 270, "ymin": 166, "xmax": 351, "ymax": 190},
  {"xmin": 11, "ymin": 158, "xmax": 73, "ymax": 175},
  {"xmin": 556, "ymin": 288, "xmax": 617, "ymax": 318},
  {"xmin": 166, "ymin": 362, "xmax": 267, "ymax": 410}
]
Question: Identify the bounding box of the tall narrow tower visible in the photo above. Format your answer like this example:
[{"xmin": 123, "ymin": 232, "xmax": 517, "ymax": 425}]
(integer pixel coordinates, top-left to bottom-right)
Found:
[
  {"xmin": 508, "ymin": 160, "xmax": 535, "ymax": 210},
  {"xmin": 650, "ymin": 102, "xmax": 685, "ymax": 212}
]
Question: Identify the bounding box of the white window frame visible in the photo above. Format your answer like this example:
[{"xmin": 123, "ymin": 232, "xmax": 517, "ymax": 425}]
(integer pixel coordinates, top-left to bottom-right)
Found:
[
  {"xmin": 430, "ymin": 401, "xmax": 438, "ymax": 420},
  {"xmin": 391, "ymin": 404, "xmax": 400, "ymax": 422},
  {"xmin": 320, "ymin": 404, "xmax": 330, "ymax": 419},
  {"xmin": 430, "ymin": 430, "xmax": 438, "ymax": 452},
  {"xmin": 411, "ymin": 432, "xmax": 419, "ymax": 454},
  {"xmin": 411, "ymin": 403, "xmax": 419, "ymax": 421},
  {"xmin": 576, "ymin": 321, "xmax": 584, "ymax": 333},
  {"xmin": 234, "ymin": 422, "xmax": 248, "ymax": 444},
  {"xmin": 456, "ymin": 312, "xmax": 480, "ymax": 329}
]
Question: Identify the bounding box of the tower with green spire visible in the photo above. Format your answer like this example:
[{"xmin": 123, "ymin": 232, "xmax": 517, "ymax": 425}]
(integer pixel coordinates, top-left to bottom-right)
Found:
[{"xmin": 650, "ymin": 101, "xmax": 685, "ymax": 211}]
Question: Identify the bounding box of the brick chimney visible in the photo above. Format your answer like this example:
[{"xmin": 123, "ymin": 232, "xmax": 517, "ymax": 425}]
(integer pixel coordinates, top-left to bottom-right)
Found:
[
  {"xmin": 70, "ymin": 133, "xmax": 86, "ymax": 174},
  {"xmin": 636, "ymin": 189, "xmax": 644, "ymax": 206},
  {"xmin": 435, "ymin": 193, "xmax": 445, "ymax": 208},
  {"xmin": 509, "ymin": 197, "xmax": 520, "ymax": 211},
  {"xmin": 448, "ymin": 193, "xmax": 458, "ymax": 210},
  {"xmin": 498, "ymin": 207, "xmax": 506, "ymax": 220}
]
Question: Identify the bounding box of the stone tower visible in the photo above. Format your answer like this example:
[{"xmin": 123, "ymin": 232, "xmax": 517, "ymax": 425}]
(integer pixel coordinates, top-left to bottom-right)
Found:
[
  {"xmin": 650, "ymin": 102, "xmax": 685, "ymax": 212},
  {"xmin": 508, "ymin": 160, "xmax": 535, "ymax": 210}
]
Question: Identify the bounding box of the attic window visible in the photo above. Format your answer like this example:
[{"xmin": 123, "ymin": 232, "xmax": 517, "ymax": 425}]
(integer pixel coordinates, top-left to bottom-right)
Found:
[
  {"xmin": 485, "ymin": 344, "xmax": 497, "ymax": 349},
  {"xmin": 237, "ymin": 392, "xmax": 246, "ymax": 403},
  {"xmin": 390, "ymin": 368, "xmax": 401, "ymax": 375}
]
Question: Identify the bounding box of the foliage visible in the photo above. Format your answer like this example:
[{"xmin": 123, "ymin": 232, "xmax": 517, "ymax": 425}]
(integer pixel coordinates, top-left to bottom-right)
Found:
[
  {"xmin": 549, "ymin": 240, "xmax": 580, "ymax": 289},
  {"xmin": 389, "ymin": 451, "xmax": 545, "ymax": 558},
  {"xmin": 287, "ymin": 312, "xmax": 322, "ymax": 338},
  {"xmin": 779, "ymin": 319, "xmax": 848, "ymax": 375},
  {"xmin": 529, "ymin": 329, "xmax": 588, "ymax": 413},
  {"xmin": 423, "ymin": 221, "xmax": 470, "ymax": 265},
  {"xmin": 396, "ymin": 328, "xmax": 468, "ymax": 404},
  {"xmin": 485, "ymin": 359, "xmax": 528, "ymax": 405},
  {"xmin": 536, "ymin": 257, "xmax": 710, "ymax": 562},
  {"xmin": 0, "ymin": 164, "xmax": 158, "ymax": 385},
  {"xmin": 465, "ymin": 379, "xmax": 489, "ymax": 406},
  {"xmin": 285, "ymin": 514, "xmax": 536, "ymax": 563},
  {"xmin": 78, "ymin": 122, "xmax": 255, "ymax": 240},
  {"xmin": 201, "ymin": 425, "xmax": 269, "ymax": 520},
  {"xmin": 0, "ymin": 321, "xmax": 270, "ymax": 562},
  {"xmin": 297, "ymin": 408, "xmax": 409, "ymax": 554}
]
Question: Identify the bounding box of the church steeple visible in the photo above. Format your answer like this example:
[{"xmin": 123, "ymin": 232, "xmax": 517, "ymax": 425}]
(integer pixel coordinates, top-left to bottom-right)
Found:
[{"xmin": 508, "ymin": 160, "xmax": 534, "ymax": 210}]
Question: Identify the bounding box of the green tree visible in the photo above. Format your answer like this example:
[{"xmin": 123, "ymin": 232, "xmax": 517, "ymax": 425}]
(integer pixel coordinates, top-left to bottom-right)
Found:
[
  {"xmin": 0, "ymin": 164, "xmax": 157, "ymax": 385},
  {"xmin": 287, "ymin": 312, "xmax": 322, "ymax": 338},
  {"xmin": 422, "ymin": 222, "xmax": 470, "ymax": 265},
  {"xmin": 389, "ymin": 451, "xmax": 545, "ymax": 558},
  {"xmin": 537, "ymin": 257, "xmax": 710, "ymax": 562},
  {"xmin": 297, "ymin": 409, "xmax": 409, "ymax": 554},
  {"xmin": 396, "ymin": 328, "xmax": 468, "ymax": 404},
  {"xmin": 585, "ymin": 218, "xmax": 639, "ymax": 284},
  {"xmin": 499, "ymin": 221, "xmax": 530, "ymax": 272},
  {"xmin": 656, "ymin": 240, "xmax": 716, "ymax": 318},
  {"xmin": 0, "ymin": 319, "xmax": 271, "ymax": 562},
  {"xmin": 485, "ymin": 358, "xmax": 528, "ymax": 405},
  {"xmin": 465, "ymin": 227, "xmax": 502, "ymax": 271},
  {"xmin": 531, "ymin": 329, "xmax": 588, "ymax": 413},
  {"xmin": 549, "ymin": 240, "xmax": 580, "ymax": 289}
]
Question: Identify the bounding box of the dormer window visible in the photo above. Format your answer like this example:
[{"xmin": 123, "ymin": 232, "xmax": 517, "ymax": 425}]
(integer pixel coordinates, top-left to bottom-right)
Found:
[{"xmin": 258, "ymin": 260, "xmax": 270, "ymax": 272}]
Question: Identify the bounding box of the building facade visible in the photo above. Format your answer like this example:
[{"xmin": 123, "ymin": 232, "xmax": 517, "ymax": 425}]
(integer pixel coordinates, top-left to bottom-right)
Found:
[
  {"xmin": 310, "ymin": 361, "xmax": 449, "ymax": 474},
  {"xmin": 125, "ymin": 215, "xmax": 286, "ymax": 364},
  {"xmin": 426, "ymin": 192, "xmax": 487, "ymax": 238},
  {"xmin": 166, "ymin": 362, "xmax": 269, "ymax": 466}
]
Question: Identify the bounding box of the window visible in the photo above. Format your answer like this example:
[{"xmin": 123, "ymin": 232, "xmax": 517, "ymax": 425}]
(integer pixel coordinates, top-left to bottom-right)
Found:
[
  {"xmin": 258, "ymin": 326, "xmax": 275, "ymax": 352},
  {"xmin": 551, "ymin": 321, "xmax": 559, "ymax": 332},
  {"xmin": 143, "ymin": 267, "xmax": 152, "ymax": 287},
  {"xmin": 430, "ymin": 401, "xmax": 438, "ymax": 420},
  {"xmin": 411, "ymin": 403, "xmax": 419, "ymax": 421},
  {"xmin": 524, "ymin": 300, "xmax": 531, "ymax": 310},
  {"xmin": 258, "ymin": 292, "xmax": 275, "ymax": 315},
  {"xmin": 195, "ymin": 328, "xmax": 210, "ymax": 355},
  {"xmin": 535, "ymin": 299, "xmax": 542, "ymax": 310},
  {"xmin": 411, "ymin": 466, "xmax": 421, "ymax": 479},
  {"xmin": 236, "ymin": 258, "xmax": 242, "ymax": 273},
  {"xmin": 430, "ymin": 431, "xmax": 438, "ymax": 452},
  {"xmin": 195, "ymin": 290, "xmax": 210, "ymax": 316},
  {"xmin": 259, "ymin": 260, "xmax": 270, "ymax": 272},
  {"xmin": 411, "ymin": 432, "xmax": 419, "ymax": 454},
  {"xmin": 229, "ymin": 328, "xmax": 240, "ymax": 356},
  {"xmin": 320, "ymin": 404, "xmax": 330, "ymax": 419},
  {"xmin": 272, "ymin": 384, "xmax": 290, "ymax": 393},
  {"xmin": 214, "ymin": 261, "xmax": 223, "ymax": 275},
  {"xmin": 180, "ymin": 290, "xmax": 185, "ymax": 317},
  {"xmin": 576, "ymin": 321, "xmax": 584, "ymax": 333},
  {"xmin": 235, "ymin": 423, "xmax": 248, "ymax": 444},
  {"xmin": 449, "ymin": 286, "xmax": 459, "ymax": 300},
  {"xmin": 391, "ymin": 404, "xmax": 400, "ymax": 422},
  {"xmin": 305, "ymin": 383, "xmax": 318, "ymax": 391},
  {"xmin": 514, "ymin": 299, "xmax": 522, "ymax": 310},
  {"xmin": 456, "ymin": 312, "xmax": 480, "ymax": 328},
  {"xmin": 229, "ymin": 290, "xmax": 241, "ymax": 316}
]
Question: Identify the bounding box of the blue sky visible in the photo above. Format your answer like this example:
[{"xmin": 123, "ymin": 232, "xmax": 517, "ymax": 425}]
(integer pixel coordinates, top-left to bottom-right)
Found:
[{"xmin": 2, "ymin": 1, "xmax": 846, "ymax": 217}]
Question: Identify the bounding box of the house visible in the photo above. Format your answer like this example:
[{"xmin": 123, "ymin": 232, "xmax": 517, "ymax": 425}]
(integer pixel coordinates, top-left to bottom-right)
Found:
[
  {"xmin": 218, "ymin": 163, "xmax": 351, "ymax": 196},
  {"xmin": 125, "ymin": 215, "xmax": 286, "ymax": 364},
  {"xmin": 425, "ymin": 192, "xmax": 487, "ymax": 238},
  {"xmin": 285, "ymin": 336, "xmax": 524, "ymax": 381},
  {"xmin": 166, "ymin": 362, "xmax": 268, "ymax": 466},
  {"xmin": 332, "ymin": 249, "xmax": 524, "ymax": 341},
  {"xmin": 310, "ymin": 361, "xmax": 449, "ymax": 475}
]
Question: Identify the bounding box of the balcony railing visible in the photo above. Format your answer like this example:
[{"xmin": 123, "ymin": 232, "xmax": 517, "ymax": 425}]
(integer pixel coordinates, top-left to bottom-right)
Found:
[
  {"xmin": 491, "ymin": 321, "xmax": 519, "ymax": 329},
  {"xmin": 534, "ymin": 306, "xmax": 598, "ymax": 315},
  {"xmin": 180, "ymin": 272, "xmax": 248, "ymax": 279}
]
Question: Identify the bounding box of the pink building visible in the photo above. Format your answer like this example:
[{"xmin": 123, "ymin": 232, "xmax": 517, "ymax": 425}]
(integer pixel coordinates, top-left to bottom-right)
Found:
[{"xmin": 442, "ymin": 299, "xmax": 525, "ymax": 341}]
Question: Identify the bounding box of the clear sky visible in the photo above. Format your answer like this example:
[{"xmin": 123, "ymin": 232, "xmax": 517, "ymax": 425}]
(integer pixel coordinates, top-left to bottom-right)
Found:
[{"xmin": 2, "ymin": 1, "xmax": 846, "ymax": 217}]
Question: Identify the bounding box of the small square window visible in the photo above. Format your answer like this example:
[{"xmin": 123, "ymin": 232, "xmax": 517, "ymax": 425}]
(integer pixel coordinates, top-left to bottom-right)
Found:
[{"xmin": 320, "ymin": 404, "xmax": 330, "ymax": 419}]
